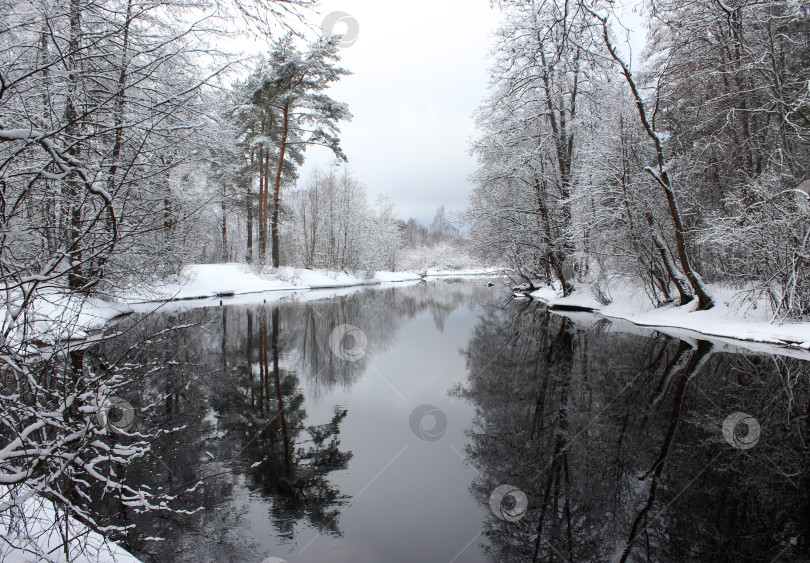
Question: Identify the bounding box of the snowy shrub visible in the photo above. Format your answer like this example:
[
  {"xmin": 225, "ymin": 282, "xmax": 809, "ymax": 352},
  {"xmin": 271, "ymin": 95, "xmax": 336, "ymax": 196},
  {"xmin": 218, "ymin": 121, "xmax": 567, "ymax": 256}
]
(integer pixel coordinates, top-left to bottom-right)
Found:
[
  {"xmin": 399, "ymin": 241, "xmax": 480, "ymax": 272},
  {"xmin": 705, "ymin": 172, "xmax": 810, "ymax": 320}
]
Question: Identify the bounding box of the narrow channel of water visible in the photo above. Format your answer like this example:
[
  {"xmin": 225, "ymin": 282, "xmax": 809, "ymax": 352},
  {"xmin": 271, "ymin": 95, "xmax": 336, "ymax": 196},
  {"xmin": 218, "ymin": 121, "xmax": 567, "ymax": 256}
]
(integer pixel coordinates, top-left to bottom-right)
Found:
[{"xmin": 92, "ymin": 280, "xmax": 809, "ymax": 562}]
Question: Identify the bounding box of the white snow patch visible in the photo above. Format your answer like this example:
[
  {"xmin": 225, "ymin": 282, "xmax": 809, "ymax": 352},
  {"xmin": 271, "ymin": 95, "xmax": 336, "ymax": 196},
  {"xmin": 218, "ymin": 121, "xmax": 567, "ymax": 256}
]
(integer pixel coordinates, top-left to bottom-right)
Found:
[
  {"xmin": 531, "ymin": 279, "xmax": 810, "ymax": 354},
  {"xmin": 530, "ymin": 286, "xmax": 562, "ymax": 302},
  {"xmin": 0, "ymin": 492, "xmax": 141, "ymax": 562},
  {"xmin": 374, "ymin": 271, "xmax": 422, "ymax": 283},
  {"xmin": 126, "ymin": 264, "xmax": 502, "ymax": 304},
  {"xmin": 275, "ymin": 267, "xmax": 375, "ymax": 289},
  {"xmin": 425, "ymin": 267, "xmax": 503, "ymax": 278},
  {"xmin": 529, "ymin": 285, "xmax": 602, "ymax": 310},
  {"xmin": 127, "ymin": 263, "xmax": 297, "ymax": 302},
  {"xmin": 3, "ymin": 289, "xmax": 132, "ymax": 344}
]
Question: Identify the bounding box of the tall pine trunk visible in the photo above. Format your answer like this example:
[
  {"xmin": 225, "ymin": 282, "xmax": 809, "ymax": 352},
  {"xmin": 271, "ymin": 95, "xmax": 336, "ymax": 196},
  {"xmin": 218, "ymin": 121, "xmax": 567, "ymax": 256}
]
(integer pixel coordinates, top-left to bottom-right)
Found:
[
  {"xmin": 258, "ymin": 147, "xmax": 266, "ymax": 264},
  {"xmin": 221, "ymin": 196, "xmax": 227, "ymax": 262},
  {"xmin": 246, "ymin": 181, "xmax": 253, "ymax": 263},
  {"xmin": 271, "ymin": 101, "xmax": 289, "ymax": 268}
]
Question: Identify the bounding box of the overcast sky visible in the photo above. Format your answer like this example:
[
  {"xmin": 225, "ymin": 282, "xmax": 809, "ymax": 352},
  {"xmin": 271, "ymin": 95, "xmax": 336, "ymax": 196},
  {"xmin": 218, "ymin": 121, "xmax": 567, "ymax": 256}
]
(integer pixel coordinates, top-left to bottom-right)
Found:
[
  {"xmin": 243, "ymin": 0, "xmax": 647, "ymax": 226},
  {"xmin": 285, "ymin": 0, "xmax": 500, "ymax": 226}
]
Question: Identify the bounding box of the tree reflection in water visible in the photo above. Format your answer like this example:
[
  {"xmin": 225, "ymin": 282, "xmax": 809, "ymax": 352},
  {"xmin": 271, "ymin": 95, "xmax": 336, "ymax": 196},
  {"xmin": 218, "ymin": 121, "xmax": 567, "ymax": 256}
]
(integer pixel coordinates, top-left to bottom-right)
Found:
[
  {"xmin": 83, "ymin": 282, "xmax": 809, "ymax": 562},
  {"xmin": 211, "ymin": 305, "xmax": 352, "ymax": 540},
  {"xmin": 98, "ymin": 281, "xmax": 490, "ymax": 561},
  {"xmin": 455, "ymin": 300, "xmax": 810, "ymax": 562}
]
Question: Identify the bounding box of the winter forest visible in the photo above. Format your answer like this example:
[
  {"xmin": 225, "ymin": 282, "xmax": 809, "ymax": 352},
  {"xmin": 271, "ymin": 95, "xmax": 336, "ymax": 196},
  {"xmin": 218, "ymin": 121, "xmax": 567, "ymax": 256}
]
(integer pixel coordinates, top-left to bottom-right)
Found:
[
  {"xmin": 467, "ymin": 0, "xmax": 810, "ymax": 318},
  {"xmin": 1, "ymin": 0, "xmax": 810, "ymax": 561}
]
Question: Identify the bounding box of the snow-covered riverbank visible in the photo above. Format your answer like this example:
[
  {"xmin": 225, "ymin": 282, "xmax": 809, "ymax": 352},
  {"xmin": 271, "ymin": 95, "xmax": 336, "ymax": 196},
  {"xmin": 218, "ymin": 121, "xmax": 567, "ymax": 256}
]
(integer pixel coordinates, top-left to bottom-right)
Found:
[
  {"xmin": 17, "ymin": 265, "xmax": 810, "ymax": 356},
  {"xmin": 1, "ymin": 493, "xmax": 141, "ymax": 563},
  {"xmin": 127, "ymin": 263, "xmax": 503, "ymax": 302},
  {"xmin": 529, "ymin": 281, "xmax": 810, "ymax": 354},
  {"xmin": 15, "ymin": 264, "xmax": 503, "ymax": 341}
]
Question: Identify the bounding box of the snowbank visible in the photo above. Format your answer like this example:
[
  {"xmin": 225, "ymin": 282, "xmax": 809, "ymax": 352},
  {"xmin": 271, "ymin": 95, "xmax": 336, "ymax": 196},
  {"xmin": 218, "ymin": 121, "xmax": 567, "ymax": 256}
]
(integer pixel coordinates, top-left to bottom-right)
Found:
[
  {"xmin": 275, "ymin": 266, "xmax": 378, "ymax": 289},
  {"xmin": 5, "ymin": 265, "xmax": 503, "ymax": 342},
  {"xmin": 33, "ymin": 293, "xmax": 132, "ymax": 335},
  {"xmin": 127, "ymin": 263, "xmax": 297, "ymax": 301},
  {"xmin": 529, "ymin": 288, "xmax": 603, "ymax": 311},
  {"xmin": 127, "ymin": 264, "xmax": 502, "ymax": 303},
  {"xmin": 530, "ymin": 280, "xmax": 810, "ymax": 352},
  {"xmin": 424, "ymin": 267, "xmax": 503, "ymax": 278},
  {"xmin": 2, "ymin": 290, "xmax": 133, "ymax": 345},
  {"xmin": 0, "ymin": 492, "xmax": 141, "ymax": 563},
  {"xmin": 374, "ymin": 271, "xmax": 422, "ymax": 283}
]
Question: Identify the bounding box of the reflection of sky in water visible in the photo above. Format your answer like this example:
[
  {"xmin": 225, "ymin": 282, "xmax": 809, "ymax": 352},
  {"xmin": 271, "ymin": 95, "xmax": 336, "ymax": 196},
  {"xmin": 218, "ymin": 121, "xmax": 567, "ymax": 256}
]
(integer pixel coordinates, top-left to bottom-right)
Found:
[
  {"xmin": 292, "ymin": 307, "xmax": 487, "ymax": 563},
  {"xmin": 107, "ymin": 280, "xmax": 810, "ymax": 563}
]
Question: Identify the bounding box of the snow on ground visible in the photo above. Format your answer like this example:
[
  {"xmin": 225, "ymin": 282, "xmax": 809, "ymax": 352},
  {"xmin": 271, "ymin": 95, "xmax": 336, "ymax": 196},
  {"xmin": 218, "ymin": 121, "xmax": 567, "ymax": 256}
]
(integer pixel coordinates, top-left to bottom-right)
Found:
[
  {"xmin": 126, "ymin": 264, "xmax": 501, "ymax": 303},
  {"xmin": 33, "ymin": 293, "xmax": 132, "ymax": 335},
  {"xmin": 529, "ymin": 286, "xmax": 558, "ymax": 302},
  {"xmin": 0, "ymin": 492, "xmax": 141, "ymax": 563},
  {"xmin": 424, "ymin": 267, "xmax": 503, "ymax": 278},
  {"xmin": 11, "ymin": 264, "xmax": 489, "ymax": 342},
  {"xmin": 3, "ymin": 290, "xmax": 133, "ymax": 344},
  {"xmin": 273, "ymin": 266, "xmax": 364, "ymax": 288},
  {"xmin": 530, "ymin": 279, "xmax": 810, "ymax": 353},
  {"xmin": 530, "ymin": 288, "xmax": 603, "ymax": 311},
  {"xmin": 129, "ymin": 283, "xmax": 377, "ymax": 316},
  {"xmin": 127, "ymin": 263, "xmax": 297, "ymax": 302},
  {"xmin": 374, "ymin": 271, "xmax": 422, "ymax": 283},
  {"xmin": 13, "ymin": 264, "xmax": 810, "ymax": 356},
  {"xmin": 125, "ymin": 265, "xmax": 497, "ymax": 315}
]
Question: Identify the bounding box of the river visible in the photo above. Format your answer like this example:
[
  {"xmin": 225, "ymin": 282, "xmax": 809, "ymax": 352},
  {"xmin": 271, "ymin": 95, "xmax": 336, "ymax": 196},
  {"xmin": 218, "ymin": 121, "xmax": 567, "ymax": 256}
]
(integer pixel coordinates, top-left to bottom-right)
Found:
[{"xmin": 93, "ymin": 279, "xmax": 809, "ymax": 562}]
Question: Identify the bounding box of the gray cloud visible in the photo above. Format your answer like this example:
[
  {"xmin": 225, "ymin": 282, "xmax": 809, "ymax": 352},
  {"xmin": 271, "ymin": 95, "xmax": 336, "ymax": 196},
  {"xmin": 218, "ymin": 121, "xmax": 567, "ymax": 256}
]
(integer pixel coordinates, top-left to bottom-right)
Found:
[{"xmin": 298, "ymin": 0, "xmax": 498, "ymax": 225}]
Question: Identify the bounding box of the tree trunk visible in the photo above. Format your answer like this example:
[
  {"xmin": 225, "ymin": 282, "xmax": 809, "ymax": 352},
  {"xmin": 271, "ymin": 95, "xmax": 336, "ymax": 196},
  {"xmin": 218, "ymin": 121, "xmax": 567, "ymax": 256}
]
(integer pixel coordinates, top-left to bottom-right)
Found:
[
  {"xmin": 594, "ymin": 12, "xmax": 714, "ymax": 309},
  {"xmin": 271, "ymin": 101, "xmax": 290, "ymax": 268},
  {"xmin": 221, "ymin": 196, "xmax": 227, "ymax": 262},
  {"xmin": 539, "ymin": 49, "xmax": 578, "ymax": 267},
  {"xmin": 66, "ymin": 0, "xmax": 83, "ymax": 291},
  {"xmin": 647, "ymin": 214, "xmax": 692, "ymax": 305},
  {"xmin": 646, "ymin": 166, "xmax": 714, "ymax": 309},
  {"xmin": 94, "ymin": 0, "xmax": 131, "ymax": 283},
  {"xmin": 246, "ymin": 181, "xmax": 253, "ymax": 263},
  {"xmin": 534, "ymin": 175, "xmax": 570, "ymax": 293},
  {"xmin": 258, "ymin": 147, "xmax": 266, "ymax": 264}
]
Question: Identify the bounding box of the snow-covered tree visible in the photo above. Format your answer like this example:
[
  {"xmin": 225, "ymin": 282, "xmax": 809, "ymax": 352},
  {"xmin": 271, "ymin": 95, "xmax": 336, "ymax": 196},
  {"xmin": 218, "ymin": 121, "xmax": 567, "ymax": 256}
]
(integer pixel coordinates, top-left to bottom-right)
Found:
[
  {"xmin": 0, "ymin": 0, "xmax": 326, "ymax": 557},
  {"xmin": 228, "ymin": 35, "xmax": 351, "ymax": 267},
  {"xmin": 468, "ymin": 0, "xmax": 808, "ymax": 315},
  {"xmin": 467, "ymin": 0, "xmax": 610, "ymax": 292}
]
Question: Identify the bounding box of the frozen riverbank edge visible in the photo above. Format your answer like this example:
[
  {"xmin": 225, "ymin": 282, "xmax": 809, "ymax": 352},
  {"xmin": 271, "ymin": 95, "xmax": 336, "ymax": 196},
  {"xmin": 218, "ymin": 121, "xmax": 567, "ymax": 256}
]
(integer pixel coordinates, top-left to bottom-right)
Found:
[
  {"xmin": 135, "ymin": 266, "xmax": 810, "ymax": 359},
  {"xmin": 127, "ymin": 263, "xmax": 504, "ymax": 304},
  {"xmin": 527, "ymin": 281, "xmax": 810, "ymax": 359},
  {"xmin": 30, "ymin": 264, "xmax": 503, "ymax": 339},
  {"xmin": 18, "ymin": 266, "xmax": 810, "ymax": 360}
]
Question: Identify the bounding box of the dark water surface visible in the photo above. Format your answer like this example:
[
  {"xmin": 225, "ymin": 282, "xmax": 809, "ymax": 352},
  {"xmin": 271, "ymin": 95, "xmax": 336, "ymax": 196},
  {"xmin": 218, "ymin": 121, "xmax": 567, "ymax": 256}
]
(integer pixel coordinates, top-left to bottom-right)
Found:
[{"xmin": 98, "ymin": 280, "xmax": 810, "ymax": 562}]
